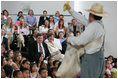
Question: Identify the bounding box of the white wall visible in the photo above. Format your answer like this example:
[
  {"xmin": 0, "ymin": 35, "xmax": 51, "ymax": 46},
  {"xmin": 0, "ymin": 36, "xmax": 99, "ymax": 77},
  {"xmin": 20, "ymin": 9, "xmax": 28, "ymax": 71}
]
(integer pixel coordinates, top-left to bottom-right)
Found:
[
  {"xmin": 74, "ymin": 1, "xmax": 117, "ymax": 58},
  {"xmin": 1, "ymin": 1, "xmax": 74, "ymax": 23},
  {"xmin": 1, "ymin": 1, "xmax": 74, "ymax": 15},
  {"xmin": 1, "ymin": 1, "xmax": 117, "ymax": 58}
]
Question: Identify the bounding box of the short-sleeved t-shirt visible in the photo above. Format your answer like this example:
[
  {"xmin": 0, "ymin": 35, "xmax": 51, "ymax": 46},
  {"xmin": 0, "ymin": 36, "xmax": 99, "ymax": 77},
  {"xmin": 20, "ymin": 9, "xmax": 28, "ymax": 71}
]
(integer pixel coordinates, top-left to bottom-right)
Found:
[{"xmin": 111, "ymin": 68, "xmax": 117, "ymax": 78}]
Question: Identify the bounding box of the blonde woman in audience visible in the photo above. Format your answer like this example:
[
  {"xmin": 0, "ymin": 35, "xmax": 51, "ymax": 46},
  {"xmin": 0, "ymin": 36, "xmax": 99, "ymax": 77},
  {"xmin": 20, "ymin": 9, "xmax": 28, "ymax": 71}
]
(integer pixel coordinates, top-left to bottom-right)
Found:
[
  {"xmin": 18, "ymin": 19, "xmax": 29, "ymax": 35},
  {"xmin": 2, "ymin": 17, "xmax": 14, "ymax": 50},
  {"xmin": 45, "ymin": 32, "xmax": 64, "ymax": 62},
  {"xmin": 53, "ymin": 11, "xmax": 60, "ymax": 23},
  {"xmin": 17, "ymin": 19, "xmax": 29, "ymax": 51}
]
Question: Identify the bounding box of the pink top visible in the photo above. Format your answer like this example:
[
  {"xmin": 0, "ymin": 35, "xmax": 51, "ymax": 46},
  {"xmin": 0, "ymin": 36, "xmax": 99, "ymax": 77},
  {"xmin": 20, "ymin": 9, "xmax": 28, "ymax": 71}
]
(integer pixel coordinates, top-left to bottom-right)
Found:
[
  {"xmin": 15, "ymin": 21, "xmax": 20, "ymax": 26},
  {"xmin": 14, "ymin": 21, "xmax": 20, "ymax": 30}
]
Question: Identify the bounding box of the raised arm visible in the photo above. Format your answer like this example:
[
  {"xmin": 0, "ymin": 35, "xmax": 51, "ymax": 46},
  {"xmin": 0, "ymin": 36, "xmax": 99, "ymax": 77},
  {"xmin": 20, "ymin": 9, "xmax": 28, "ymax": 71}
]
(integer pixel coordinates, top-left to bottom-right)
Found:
[
  {"xmin": 65, "ymin": 4, "xmax": 89, "ymax": 26},
  {"xmin": 69, "ymin": 9, "xmax": 89, "ymax": 26}
]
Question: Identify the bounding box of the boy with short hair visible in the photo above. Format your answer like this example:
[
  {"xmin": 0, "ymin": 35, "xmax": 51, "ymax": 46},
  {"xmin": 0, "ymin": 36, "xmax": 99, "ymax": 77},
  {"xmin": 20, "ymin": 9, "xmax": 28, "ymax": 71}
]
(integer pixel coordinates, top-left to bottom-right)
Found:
[
  {"xmin": 39, "ymin": 68, "xmax": 48, "ymax": 78},
  {"xmin": 21, "ymin": 68, "xmax": 30, "ymax": 78},
  {"xmin": 13, "ymin": 70, "xmax": 23, "ymax": 78}
]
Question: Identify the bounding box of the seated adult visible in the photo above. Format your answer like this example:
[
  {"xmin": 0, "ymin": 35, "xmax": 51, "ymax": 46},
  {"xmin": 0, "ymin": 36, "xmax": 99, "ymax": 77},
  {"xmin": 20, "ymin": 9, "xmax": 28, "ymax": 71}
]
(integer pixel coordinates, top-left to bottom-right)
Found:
[
  {"xmin": 54, "ymin": 14, "xmax": 68, "ymax": 30},
  {"xmin": 38, "ymin": 10, "xmax": 49, "ymax": 27},
  {"xmin": 2, "ymin": 17, "xmax": 15, "ymax": 50},
  {"xmin": 17, "ymin": 19, "xmax": 29, "ymax": 51},
  {"xmin": 14, "ymin": 11, "xmax": 23, "ymax": 22},
  {"xmin": 25, "ymin": 9, "xmax": 37, "ymax": 34},
  {"xmin": 45, "ymin": 32, "xmax": 64, "ymax": 61},
  {"xmin": 49, "ymin": 15, "xmax": 55, "ymax": 31},
  {"xmin": 2, "ymin": 9, "xmax": 10, "ymax": 20},
  {"xmin": 56, "ymin": 19, "xmax": 66, "ymax": 37},
  {"xmin": 28, "ymin": 33, "xmax": 50, "ymax": 62},
  {"xmin": 39, "ymin": 20, "xmax": 50, "ymax": 33},
  {"xmin": 39, "ymin": 20, "xmax": 50, "ymax": 40},
  {"xmin": 53, "ymin": 11, "xmax": 60, "ymax": 23},
  {"xmin": 18, "ymin": 19, "xmax": 29, "ymax": 35},
  {"xmin": 1, "ymin": 13, "xmax": 6, "ymax": 28},
  {"xmin": 1, "ymin": 29, "xmax": 8, "ymax": 50},
  {"xmin": 28, "ymin": 30, "xmax": 39, "ymax": 47},
  {"xmin": 66, "ymin": 19, "xmax": 81, "ymax": 36},
  {"xmin": 14, "ymin": 16, "xmax": 24, "ymax": 32},
  {"xmin": 45, "ymin": 30, "xmax": 62, "ymax": 51}
]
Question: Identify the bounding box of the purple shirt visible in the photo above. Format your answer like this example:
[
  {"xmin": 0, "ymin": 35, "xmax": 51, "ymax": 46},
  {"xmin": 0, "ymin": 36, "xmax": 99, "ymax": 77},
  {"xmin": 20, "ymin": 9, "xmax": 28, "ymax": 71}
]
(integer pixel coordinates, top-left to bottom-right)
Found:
[{"xmin": 25, "ymin": 15, "xmax": 37, "ymax": 26}]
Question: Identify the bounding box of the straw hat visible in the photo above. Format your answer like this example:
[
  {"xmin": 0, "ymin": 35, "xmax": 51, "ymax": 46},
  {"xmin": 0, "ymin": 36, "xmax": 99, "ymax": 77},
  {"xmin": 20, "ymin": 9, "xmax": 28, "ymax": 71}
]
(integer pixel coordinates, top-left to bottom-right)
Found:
[{"xmin": 85, "ymin": 3, "xmax": 108, "ymax": 17}]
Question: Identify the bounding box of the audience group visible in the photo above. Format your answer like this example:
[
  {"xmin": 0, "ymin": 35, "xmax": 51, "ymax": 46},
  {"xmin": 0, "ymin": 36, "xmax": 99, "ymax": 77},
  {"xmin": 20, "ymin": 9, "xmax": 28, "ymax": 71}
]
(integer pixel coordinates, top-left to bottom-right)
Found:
[{"xmin": 1, "ymin": 9, "xmax": 117, "ymax": 78}]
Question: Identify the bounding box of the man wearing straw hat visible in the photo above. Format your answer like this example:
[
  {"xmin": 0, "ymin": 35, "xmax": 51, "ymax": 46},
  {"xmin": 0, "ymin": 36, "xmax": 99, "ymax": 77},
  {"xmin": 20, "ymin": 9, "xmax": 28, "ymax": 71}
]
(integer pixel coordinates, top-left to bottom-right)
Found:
[{"xmin": 64, "ymin": 3, "xmax": 108, "ymax": 78}]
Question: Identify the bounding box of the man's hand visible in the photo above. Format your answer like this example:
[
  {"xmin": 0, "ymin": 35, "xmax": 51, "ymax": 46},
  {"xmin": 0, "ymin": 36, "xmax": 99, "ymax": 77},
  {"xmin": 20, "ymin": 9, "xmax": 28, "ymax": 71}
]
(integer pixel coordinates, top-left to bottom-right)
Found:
[{"xmin": 64, "ymin": 4, "xmax": 71, "ymax": 11}]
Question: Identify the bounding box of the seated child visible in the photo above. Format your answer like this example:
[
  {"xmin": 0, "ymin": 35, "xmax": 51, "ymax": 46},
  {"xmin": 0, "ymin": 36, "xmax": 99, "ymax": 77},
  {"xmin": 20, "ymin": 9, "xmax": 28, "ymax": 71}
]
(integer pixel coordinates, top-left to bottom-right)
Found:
[
  {"xmin": 38, "ymin": 68, "xmax": 48, "ymax": 78},
  {"xmin": 21, "ymin": 68, "xmax": 30, "ymax": 78},
  {"xmin": 13, "ymin": 70, "xmax": 23, "ymax": 78},
  {"xmin": 30, "ymin": 62, "xmax": 39, "ymax": 78}
]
